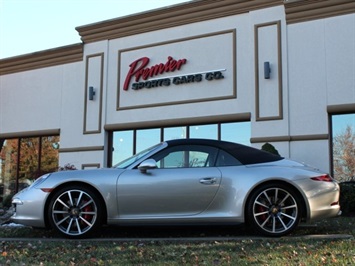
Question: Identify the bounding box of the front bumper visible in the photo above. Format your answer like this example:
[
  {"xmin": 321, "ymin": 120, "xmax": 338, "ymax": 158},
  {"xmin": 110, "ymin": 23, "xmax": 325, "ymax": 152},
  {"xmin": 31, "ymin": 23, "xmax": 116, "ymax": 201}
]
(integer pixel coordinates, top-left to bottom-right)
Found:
[{"xmin": 11, "ymin": 187, "xmax": 49, "ymax": 228}]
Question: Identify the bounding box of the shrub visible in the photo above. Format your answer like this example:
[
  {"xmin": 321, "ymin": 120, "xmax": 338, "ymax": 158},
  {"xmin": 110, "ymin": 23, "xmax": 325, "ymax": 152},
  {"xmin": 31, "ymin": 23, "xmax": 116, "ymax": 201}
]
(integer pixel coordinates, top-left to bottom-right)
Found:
[
  {"xmin": 339, "ymin": 181, "xmax": 355, "ymax": 216},
  {"xmin": 2, "ymin": 194, "xmax": 14, "ymax": 209},
  {"xmin": 261, "ymin": 142, "xmax": 280, "ymax": 156},
  {"xmin": 58, "ymin": 163, "xmax": 77, "ymax": 171}
]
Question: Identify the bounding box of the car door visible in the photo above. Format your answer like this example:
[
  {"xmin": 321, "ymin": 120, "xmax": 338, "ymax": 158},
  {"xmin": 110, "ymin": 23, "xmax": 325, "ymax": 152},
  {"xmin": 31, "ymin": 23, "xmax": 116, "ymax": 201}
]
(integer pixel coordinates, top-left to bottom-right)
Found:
[{"xmin": 117, "ymin": 145, "xmax": 222, "ymax": 218}]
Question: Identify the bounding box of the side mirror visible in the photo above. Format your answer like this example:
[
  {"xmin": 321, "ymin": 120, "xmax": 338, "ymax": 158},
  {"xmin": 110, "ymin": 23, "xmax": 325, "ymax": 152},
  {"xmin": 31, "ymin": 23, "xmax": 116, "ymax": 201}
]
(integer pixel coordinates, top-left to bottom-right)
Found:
[{"xmin": 138, "ymin": 159, "xmax": 157, "ymax": 173}]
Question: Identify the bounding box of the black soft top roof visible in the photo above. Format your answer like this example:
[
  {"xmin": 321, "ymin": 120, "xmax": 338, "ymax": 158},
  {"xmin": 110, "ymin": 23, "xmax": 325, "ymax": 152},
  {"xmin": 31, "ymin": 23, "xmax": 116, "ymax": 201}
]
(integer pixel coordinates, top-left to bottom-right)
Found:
[{"xmin": 166, "ymin": 138, "xmax": 283, "ymax": 165}]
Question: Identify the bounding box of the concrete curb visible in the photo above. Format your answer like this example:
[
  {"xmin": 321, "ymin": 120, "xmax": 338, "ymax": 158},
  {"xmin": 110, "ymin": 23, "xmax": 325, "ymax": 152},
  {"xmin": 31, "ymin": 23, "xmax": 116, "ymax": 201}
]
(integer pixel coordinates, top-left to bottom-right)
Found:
[{"xmin": 0, "ymin": 234, "xmax": 353, "ymax": 242}]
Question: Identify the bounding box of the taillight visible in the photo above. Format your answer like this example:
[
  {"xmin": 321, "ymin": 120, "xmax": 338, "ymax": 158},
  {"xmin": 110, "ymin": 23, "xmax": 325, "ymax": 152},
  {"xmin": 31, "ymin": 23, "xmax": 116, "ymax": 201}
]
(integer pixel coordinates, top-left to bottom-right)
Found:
[{"xmin": 311, "ymin": 174, "xmax": 333, "ymax": 182}]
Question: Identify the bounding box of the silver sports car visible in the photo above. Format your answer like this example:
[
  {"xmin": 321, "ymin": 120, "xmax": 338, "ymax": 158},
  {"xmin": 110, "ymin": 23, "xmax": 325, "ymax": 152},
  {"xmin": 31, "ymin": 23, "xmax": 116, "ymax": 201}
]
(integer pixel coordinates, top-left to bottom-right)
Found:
[{"xmin": 11, "ymin": 139, "xmax": 341, "ymax": 238}]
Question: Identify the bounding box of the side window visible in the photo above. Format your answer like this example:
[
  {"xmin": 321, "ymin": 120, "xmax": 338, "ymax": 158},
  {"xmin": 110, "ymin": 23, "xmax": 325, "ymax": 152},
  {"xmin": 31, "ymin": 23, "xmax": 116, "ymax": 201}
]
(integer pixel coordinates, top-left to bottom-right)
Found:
[
  {"xmin": 216, "ymin": 149, "xmax": 242, "ymax": 167},
  {"xmin": 159, "ymin": 150, "xmax": 185, "ymax": 168},
  {"xmin": 152, "ymin": 145, "xmax": 218, "ymax": 168}
]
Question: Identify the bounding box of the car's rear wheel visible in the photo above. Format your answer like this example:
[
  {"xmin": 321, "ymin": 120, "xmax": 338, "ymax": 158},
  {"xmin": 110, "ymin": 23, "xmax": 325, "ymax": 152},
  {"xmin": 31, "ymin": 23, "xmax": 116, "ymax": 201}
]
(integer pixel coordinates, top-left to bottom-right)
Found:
[
  {"xmin": 246, "ymin": 183, "xmax": 301, "ymax": 237},
  {"xmin": 48, "ymin": 185, "xmax": 102, "ymax": 238}
]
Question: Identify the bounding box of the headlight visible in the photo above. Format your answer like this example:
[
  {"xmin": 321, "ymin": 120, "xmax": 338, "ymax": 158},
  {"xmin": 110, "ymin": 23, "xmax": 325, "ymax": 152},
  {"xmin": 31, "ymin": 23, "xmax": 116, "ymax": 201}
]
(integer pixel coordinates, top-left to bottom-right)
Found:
[{"xmin": 12, "ymin": 198, "xmax": 23, "ymax": 205}]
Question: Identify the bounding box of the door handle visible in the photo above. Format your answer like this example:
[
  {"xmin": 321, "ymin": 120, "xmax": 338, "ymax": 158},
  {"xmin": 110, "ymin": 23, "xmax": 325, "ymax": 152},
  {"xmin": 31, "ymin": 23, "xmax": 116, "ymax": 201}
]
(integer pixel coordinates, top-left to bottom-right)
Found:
[{"xmin": 199, "ymin": 177, "xmax": 217, "ymax": 185}]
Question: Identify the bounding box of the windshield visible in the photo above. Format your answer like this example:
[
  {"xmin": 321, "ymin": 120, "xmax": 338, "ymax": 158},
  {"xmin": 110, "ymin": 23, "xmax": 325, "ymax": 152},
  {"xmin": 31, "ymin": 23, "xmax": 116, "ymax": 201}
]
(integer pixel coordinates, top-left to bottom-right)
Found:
[{"xmin": 113, "ymin": 143, "xmax": 163, "ymax": 169}]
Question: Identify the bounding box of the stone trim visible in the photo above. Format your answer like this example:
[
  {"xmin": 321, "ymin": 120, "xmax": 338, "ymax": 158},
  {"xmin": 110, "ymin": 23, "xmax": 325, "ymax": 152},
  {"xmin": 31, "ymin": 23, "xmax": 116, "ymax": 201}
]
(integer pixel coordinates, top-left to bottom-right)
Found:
[{"xmin": 250, "ymin": 134, "xmax": 329, "ymax": 143}]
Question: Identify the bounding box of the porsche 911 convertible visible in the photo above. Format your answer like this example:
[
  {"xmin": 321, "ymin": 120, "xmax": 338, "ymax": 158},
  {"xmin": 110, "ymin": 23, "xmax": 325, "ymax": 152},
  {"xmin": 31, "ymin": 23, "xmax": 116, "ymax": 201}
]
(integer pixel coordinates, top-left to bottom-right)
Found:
[{"xmin": 11, "ymin": 139, "xmax": 341, "ymax": 238}]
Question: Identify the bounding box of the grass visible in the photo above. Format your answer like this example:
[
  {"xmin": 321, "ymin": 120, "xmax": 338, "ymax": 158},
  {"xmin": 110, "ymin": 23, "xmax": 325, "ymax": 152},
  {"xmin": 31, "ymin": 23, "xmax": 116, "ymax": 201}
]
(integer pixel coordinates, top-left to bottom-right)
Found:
[{"xmin": 0, "ymin": 216, "xmax": 354, "ymax": 265}]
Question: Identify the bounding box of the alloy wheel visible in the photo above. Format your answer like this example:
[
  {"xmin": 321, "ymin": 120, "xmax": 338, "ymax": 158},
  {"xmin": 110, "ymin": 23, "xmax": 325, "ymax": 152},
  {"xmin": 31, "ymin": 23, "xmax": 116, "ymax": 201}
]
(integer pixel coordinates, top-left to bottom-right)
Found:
[
  {"xmin": 252, "ymin": 187, "xmax": 299, "ymax": 235},
  {"xmin": 51, "ymin": 189, "xmax": 98, "ymax": 237}
]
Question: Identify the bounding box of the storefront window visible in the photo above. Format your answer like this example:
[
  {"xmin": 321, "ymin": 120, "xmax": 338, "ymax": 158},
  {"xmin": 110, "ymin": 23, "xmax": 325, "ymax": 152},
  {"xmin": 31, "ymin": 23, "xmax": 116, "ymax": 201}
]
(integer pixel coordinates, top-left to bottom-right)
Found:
[
  {"xmin": 0, "ymin": 139, "xmax": 18, "ymax": 207},
  {"xmin": 331, "ymin": 113, "xmax": 355, "ymax": 182},
  {"xmin": 136, "ymin": 128, "xmax": 161, "ymax": 152},
  {"xmin": 190, "ymin": 124, "xmax": 217, "ymax": 140},
  {"xmin": 110, "ymin": 121, "xmax": 251, "ymax": 166},
  {"xmin": 0, "ymin": 135, "xmax": 59, "ymax": 208},
  {"xmin": 41, "ymin": 136, "xmax": 60, "ymax": 174},
  {"xmin": 164, "ymin": 126, "xmax": 187, "ymax": 141},
  {"xmin": 18, "ymin": 137, "xmax": 39, "ymax": 192},
  {"xmin": 221, "ymin": 121, "xmax": 251, "ymax": 145},
  {"xmin": 113, "ymin": 130, "xmax": 134, "ymax": 165}
]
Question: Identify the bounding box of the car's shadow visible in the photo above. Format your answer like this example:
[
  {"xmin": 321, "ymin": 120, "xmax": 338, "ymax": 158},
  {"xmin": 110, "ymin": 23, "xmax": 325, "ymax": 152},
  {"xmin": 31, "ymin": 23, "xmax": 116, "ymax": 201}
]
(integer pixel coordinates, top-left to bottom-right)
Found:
[
  {"xmin": 94, "ymin": 223, "xmax": 341, "ymax": 239},
  {"xmin": 24, "ymin": 218, "xmax": 350, "ymax": 239},
  {"xmin": 96, "ymin": 224, "xmax": 249, "ymax": 239}
]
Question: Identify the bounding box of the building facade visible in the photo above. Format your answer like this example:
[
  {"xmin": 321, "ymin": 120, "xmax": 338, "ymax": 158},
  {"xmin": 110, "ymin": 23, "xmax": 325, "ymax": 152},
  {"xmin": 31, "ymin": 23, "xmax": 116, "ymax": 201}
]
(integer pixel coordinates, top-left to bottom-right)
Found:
[{"xmin": 0, "ymin": 0, "xmax": 354, "ymax": 201}]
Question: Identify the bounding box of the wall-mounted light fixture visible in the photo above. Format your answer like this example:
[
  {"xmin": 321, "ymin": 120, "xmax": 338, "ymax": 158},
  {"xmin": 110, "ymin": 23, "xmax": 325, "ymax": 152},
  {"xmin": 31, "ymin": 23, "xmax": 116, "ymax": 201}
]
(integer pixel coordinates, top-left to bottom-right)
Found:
[
  {"xmin": 89, "ymin": 86, "xmax": 95, "ymax": 100},
  {"xmin": 264, "ymin": 62, "xmax": 271, "ymax": 79}
]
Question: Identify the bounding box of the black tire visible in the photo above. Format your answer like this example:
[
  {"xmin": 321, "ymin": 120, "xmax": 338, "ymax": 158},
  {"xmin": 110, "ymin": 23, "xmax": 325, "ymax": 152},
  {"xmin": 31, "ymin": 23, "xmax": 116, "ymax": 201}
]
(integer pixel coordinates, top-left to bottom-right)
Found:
[
  {"xmin": 246, "ymin": 183, "xmax": 301, "ymax": 237},
  {"xmin": 48, "ymin": 185, "xmax": 102, "ymax": 238}
]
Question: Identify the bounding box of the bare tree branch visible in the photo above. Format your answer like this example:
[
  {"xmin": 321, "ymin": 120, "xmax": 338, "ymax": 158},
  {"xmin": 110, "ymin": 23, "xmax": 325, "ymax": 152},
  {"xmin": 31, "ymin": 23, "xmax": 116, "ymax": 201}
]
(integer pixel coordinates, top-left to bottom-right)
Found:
[{"xmin": 333, "ymin": 125, "xmax": 355, "ymax": 182}]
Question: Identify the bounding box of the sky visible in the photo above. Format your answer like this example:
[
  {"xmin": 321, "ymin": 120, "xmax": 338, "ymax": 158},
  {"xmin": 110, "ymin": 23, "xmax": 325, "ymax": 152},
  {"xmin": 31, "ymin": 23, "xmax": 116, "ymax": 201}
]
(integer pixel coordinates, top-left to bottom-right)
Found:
[
  {"xmin": 0, "ymin": 0, "xmax": 353, "ymax": 132},
  {"xmin": 0, "ymin": 0, "xmax": 190, "ymax": 59},
  {"xmin": 332, "ymin": 114, "xmax": 355, "ymax": 136}
]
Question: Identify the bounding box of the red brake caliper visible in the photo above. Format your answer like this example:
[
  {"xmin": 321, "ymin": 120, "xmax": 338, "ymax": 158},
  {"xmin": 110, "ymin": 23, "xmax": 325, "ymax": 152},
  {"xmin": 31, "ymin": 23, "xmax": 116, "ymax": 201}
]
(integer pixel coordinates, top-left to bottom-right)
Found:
[
  {"xmin": 82, "ymin": 200, "xmax": 92, "ymax": 224},
  {"xmin": 257, "ymin": 204, "xmax": 267, "ymax": 223}
]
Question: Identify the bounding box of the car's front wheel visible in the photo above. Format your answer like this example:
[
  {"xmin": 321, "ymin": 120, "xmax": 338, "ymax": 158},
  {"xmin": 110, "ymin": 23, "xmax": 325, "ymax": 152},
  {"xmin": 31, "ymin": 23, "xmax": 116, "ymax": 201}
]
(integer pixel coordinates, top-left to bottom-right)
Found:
[
  {"xmin": 48, "ymin": 185, "xmax": 102, "ymax": 238},
  {"xmin": 246, "ymin": 184, "xmax": 301, "ymax": 237}
]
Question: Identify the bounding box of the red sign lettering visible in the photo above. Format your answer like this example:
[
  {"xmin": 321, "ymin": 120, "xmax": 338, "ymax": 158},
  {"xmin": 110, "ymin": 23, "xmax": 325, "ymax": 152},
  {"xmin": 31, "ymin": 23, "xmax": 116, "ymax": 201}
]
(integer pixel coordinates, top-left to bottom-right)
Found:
[{"xmin": 123, "ymin": 56, "xmax": 187, "ymax": 90}]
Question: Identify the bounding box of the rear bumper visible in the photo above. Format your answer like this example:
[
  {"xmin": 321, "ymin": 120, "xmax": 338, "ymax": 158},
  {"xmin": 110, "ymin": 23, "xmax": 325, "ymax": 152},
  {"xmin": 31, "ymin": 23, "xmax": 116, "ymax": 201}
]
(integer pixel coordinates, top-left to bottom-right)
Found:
[
  {"xmin": 308, "ymin": 205, "xmax": 341, "ymax": 222},
  {"xmin": 306, "ymin": 182, "xmax": 341, "ymax": 222}
]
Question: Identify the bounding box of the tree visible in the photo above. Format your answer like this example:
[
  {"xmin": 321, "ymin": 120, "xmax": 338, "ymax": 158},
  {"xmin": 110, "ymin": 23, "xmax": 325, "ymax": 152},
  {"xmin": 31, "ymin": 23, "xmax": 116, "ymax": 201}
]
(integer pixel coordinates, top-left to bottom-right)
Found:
[
  {"xmin": 0, "ymin": 139, "xmax": 4, "ymax": 151},
  {"xmin": 333, "ymin": 125, "xmax": 355, "ymax": 182}
]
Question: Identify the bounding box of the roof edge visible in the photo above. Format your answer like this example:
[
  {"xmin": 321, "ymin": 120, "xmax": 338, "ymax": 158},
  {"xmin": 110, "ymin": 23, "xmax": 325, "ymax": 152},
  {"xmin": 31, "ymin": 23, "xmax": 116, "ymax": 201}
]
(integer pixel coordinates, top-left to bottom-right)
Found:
[
  {"xmin": 284, "ymin": 0, "xmax": 355, "ymax": 24},
  {"xmin": 76, "ymin": 0, "xmax": 282, "ymax": 43},
  {"xmin": 0, "ymin": 43, "xmax": 83, "ymax": 75}
]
